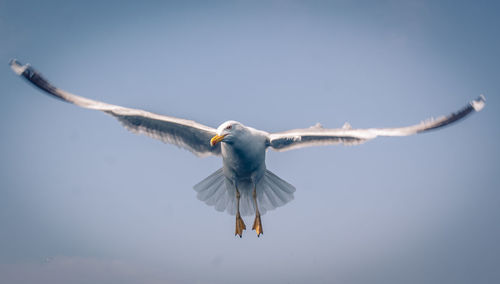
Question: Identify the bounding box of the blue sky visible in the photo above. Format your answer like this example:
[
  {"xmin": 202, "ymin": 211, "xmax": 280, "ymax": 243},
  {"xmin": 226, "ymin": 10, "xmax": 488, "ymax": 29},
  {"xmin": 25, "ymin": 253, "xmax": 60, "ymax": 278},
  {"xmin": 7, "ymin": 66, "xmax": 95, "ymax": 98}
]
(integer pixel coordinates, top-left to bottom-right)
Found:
[{"xmin": 1, "ymin": 1, "xmax": 499, "ymax": 283}]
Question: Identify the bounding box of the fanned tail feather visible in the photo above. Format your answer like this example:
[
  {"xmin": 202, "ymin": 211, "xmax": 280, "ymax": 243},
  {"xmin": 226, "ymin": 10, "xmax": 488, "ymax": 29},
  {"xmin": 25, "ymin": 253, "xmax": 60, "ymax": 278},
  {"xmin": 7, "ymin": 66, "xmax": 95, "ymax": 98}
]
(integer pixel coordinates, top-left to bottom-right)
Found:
[{"xmin": 193, "ymin": 168, "xmax": 295, "ymax": 216}]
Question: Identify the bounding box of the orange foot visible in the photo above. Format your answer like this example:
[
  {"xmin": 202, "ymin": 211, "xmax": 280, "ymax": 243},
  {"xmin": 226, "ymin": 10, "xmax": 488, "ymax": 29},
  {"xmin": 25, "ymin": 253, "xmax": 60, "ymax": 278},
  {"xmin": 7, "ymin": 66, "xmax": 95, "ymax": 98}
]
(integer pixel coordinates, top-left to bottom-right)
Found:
[
  {"xmin": 252, "ymin": 212, "xmax": 263, "ymax": 237},
  {"xmin": 235, "ymin": 213, "xmax": 246, "ymax": 238}
]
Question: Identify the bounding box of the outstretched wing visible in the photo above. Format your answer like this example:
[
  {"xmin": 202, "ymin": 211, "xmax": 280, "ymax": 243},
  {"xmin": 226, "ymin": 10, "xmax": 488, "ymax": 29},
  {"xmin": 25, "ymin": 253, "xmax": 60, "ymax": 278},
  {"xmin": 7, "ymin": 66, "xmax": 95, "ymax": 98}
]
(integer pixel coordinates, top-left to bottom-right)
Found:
[
  {"xmin": 10, "ymin": 59, "xmax": 220, "ymax": 157},
  {"xmin": 268, "ymin": 95, "xmax": 485, "ymax": 152}
]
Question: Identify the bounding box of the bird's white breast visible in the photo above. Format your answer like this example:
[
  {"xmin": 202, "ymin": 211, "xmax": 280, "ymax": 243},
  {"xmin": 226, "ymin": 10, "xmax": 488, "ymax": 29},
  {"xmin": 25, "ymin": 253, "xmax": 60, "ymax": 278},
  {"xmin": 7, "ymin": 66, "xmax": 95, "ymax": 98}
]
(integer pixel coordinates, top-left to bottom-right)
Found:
[{"xmin": 221, "ymin": 129, "xmax": 268, "ymax": 182}]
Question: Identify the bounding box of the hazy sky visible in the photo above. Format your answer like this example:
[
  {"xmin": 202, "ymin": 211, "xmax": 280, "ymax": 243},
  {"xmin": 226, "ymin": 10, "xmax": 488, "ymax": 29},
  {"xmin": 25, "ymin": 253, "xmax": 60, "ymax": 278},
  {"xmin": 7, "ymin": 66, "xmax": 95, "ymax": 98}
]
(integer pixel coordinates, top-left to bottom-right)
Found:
[{"xmin": 1, "ymin": 1, "xmax": 499, "ymax": 283}]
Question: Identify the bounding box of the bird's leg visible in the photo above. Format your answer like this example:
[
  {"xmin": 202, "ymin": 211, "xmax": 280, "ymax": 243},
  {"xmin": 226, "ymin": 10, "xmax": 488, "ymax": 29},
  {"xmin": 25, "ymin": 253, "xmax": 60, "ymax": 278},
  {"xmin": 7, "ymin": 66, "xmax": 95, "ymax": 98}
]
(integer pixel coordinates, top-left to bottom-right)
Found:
[
  {"xmin": 252, "ymin": 187, "xmax": 263, "ymax": 237},
  {"xmin": 235, "ymin": 188, "xmax": 246, "ymax": 237}
]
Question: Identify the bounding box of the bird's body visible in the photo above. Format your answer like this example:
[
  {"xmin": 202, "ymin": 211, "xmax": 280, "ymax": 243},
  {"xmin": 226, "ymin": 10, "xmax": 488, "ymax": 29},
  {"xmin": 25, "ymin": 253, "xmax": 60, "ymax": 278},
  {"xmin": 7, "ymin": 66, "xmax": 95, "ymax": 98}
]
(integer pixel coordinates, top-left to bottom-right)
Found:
[
  {"xmin": 9, "ymin": 59, "xmax": 485, "ymax": 237},
  {"xmin": 220, "ymin": 122, "xmax": 267, "ymax": 183}
]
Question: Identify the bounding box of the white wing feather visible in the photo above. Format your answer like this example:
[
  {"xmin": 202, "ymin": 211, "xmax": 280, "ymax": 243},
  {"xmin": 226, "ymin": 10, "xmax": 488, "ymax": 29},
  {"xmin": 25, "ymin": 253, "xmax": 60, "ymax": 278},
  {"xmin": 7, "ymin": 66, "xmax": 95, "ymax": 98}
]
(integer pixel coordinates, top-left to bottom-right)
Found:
[
  {"xmin": 269, "ymin": 95, "xmax": 485, "ymax": 152},
  {"xmin": 10, "ymin": 59, "xmax": 220, "ymax": 157}
]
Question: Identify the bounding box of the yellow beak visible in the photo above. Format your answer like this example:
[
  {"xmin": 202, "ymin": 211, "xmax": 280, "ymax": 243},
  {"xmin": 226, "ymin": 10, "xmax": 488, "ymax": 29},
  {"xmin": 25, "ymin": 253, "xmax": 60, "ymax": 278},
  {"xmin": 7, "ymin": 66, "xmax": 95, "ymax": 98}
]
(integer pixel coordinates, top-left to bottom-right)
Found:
[{"xmin": 210, "ymin": 134, "xmax": 227, "ymax": 146}]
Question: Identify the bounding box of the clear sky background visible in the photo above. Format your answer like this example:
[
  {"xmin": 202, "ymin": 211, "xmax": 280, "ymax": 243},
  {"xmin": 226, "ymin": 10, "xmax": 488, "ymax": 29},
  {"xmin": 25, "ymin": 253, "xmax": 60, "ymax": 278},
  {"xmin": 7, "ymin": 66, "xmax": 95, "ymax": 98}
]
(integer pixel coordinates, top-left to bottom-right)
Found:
[{"xmin": 1, "ymin": 1, "xmax": 499, "ymax": 283}]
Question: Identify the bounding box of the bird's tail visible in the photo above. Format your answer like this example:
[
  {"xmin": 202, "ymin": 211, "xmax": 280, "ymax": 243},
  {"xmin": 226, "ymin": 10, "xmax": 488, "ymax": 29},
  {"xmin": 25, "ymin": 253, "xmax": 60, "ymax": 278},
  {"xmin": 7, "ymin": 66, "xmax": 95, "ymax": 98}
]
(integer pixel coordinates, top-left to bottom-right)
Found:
[
  {"xmin": 193, "ymin": 168, "xmax": 228, "ymax": 213},
  {"xmin": 193, "ymin": 168, "xmax": 296, "ymax": 216}
]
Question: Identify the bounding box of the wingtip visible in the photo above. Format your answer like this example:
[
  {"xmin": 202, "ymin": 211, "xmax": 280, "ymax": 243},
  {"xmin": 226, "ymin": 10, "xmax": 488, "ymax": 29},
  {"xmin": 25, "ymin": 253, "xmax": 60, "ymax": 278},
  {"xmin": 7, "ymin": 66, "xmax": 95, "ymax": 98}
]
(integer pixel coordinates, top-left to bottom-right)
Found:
[
  {"xmin": 471, "ymin": 94, "xmax": 486, "ymax": 112},
  {"xmin": 9, "ymin": 58, "xmax": 29, "ymax": 75}
]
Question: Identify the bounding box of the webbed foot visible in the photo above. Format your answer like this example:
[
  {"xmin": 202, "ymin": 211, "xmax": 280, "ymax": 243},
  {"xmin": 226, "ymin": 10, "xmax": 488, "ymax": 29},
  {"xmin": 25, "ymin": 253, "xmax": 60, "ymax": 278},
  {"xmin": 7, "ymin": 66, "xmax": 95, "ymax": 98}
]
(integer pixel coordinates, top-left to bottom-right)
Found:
[
  {"xmin": 252, "ymin": 212, "xmax": 263, "ymax": 237},
  {"xmin": 235, "ymin": 213, "xmax": 246, "ymax": 237}
]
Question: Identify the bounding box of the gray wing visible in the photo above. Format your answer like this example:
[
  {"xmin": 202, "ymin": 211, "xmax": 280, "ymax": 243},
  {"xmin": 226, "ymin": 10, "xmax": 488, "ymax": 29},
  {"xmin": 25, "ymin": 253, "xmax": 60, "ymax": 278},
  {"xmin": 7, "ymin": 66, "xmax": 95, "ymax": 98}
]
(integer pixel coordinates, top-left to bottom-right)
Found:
[
  {"xmin": 269, "ymin": 95, "xmax": 485, "ymax": 152},
  {"xmin": 10, "ymin": 59, "xmax": 220, "ymax": 157}
]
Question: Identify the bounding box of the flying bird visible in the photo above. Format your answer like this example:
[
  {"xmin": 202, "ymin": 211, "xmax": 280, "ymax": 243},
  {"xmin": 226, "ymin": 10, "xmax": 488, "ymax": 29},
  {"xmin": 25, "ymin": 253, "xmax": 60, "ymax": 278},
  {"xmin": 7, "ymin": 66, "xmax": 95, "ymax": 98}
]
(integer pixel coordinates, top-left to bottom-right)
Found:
[{"xmin": 9, "ymin": 59, "xmax": 485, "ymax": 237}]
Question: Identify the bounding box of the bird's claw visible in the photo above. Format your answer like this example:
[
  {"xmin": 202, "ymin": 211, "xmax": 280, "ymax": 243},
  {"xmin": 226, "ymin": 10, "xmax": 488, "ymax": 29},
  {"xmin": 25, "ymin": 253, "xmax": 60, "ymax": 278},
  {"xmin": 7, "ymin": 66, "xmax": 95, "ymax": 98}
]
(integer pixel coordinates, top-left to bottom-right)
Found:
[
  {"xmin": 235, "ymin": 213, "xmax": 246, "ymax": 237},
  {"xmin": 252, "ymin": 212, "xmax": 263, "ymax": 237}
]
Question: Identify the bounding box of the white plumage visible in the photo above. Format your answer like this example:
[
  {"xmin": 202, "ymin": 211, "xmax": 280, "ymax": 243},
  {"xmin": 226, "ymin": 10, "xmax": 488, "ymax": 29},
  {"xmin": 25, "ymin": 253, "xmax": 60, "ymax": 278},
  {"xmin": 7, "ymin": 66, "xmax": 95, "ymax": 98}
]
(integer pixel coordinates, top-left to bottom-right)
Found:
[{"xmin": 9, "ymin": 59, "xmax": 485, "ymax": 237}]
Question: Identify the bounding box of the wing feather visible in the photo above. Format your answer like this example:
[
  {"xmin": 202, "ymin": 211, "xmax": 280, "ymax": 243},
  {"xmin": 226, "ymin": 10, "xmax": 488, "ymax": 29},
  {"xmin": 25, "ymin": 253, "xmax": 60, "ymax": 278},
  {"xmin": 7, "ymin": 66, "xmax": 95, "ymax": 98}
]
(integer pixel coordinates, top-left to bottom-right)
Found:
[
  {"xmin": 10, "ymin": 59, "xmax": 220, "ymax": 157},
  {"xmin": 269, "ymin": 95, "xmax": 485, "ymax": 152}
]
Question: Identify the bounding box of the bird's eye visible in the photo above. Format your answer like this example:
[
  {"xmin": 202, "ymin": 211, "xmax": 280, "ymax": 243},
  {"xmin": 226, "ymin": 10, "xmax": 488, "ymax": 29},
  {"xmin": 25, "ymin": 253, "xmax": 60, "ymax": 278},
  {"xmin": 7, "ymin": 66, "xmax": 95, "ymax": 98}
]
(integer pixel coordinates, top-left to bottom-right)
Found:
[{"xmin": 226, "ymin": 125, "xmax": 232, "ymax": 130}]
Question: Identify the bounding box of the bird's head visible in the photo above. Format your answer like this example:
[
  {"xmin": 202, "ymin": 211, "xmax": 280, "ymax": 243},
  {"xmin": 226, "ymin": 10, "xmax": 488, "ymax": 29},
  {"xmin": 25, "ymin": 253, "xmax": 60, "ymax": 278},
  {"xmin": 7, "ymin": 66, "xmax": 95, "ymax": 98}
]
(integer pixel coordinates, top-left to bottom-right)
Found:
[{"xmin": 210, "ymin": 121, "xmax": 243, "ymax": 146}]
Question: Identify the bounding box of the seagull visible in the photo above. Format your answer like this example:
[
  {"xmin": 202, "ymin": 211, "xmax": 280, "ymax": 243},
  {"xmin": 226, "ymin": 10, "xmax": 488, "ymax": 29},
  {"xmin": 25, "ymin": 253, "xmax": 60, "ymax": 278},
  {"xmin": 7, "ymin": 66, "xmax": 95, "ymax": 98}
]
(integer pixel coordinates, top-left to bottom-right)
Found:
[{"xmin": 9, "ymin": 59, "xmax": 485, "ymax": 237}]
